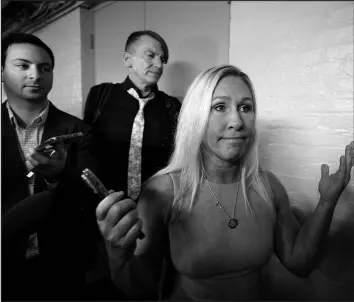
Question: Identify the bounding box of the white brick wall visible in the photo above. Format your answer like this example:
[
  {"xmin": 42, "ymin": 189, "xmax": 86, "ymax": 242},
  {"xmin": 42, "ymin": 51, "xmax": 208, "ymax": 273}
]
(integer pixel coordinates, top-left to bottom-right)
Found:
[
  {"xmin": 230, "ymin": 1, "xmax": 354, "ymax": 299},
  {"xmin": 34, "ymin": 9, "xmax": 83, "ymax": 118},
  {"xmin": 34, "ymin": 7, "xmax": 93, "ymax": 119},
  {"xmin": 230, "ymin": 1, "xmax": 353, "ymax": 206}
]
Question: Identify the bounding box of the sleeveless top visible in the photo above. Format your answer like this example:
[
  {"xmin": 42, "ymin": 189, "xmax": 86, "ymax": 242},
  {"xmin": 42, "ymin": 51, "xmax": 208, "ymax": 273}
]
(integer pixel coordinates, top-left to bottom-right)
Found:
[{"xmin": 166, "ymin": 172, "xmax": 276, "ymax": 301}]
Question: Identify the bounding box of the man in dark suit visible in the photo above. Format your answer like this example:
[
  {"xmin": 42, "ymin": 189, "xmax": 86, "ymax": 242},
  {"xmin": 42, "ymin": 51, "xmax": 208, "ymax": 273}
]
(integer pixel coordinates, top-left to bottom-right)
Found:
[
  {"xmin": 83, "ymin": 30, "xmax": 181, "ymax": 300},
  {"xmin": 1, "ymin": 32, "xmax": 95, "ymax": 301},
  {"xmin": 84, "ymin": 30, "xmax": 181, "ymax": 197}
]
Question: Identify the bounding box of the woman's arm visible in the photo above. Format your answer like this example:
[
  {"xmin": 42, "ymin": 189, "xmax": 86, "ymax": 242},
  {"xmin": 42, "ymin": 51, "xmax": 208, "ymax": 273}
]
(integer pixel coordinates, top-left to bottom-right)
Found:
[
  {"xmin": 269, "ymin": 142, "xmax": 353, "ymax": 277},
  {"xmin": 101, "ymin": 173, "xmax": 174, "ymax": 299}
]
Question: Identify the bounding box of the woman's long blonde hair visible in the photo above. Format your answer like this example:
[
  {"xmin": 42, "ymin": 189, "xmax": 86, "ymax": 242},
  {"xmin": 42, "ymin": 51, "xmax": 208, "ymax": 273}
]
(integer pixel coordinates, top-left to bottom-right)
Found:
[{"xmin": 155, "ymin": 64, "xmax": 273, "ymax": 221}]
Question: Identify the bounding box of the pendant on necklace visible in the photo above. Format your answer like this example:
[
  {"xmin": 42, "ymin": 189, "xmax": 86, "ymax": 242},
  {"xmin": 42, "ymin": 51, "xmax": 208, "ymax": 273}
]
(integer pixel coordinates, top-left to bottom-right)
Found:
[{"xmin": 228, "ymin": 218, "xmax": 238, "ymax": 229}]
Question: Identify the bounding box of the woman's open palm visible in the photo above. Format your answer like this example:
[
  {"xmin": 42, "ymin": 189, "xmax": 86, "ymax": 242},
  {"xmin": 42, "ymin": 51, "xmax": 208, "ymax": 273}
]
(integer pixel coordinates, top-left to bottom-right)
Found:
[{"xmin": 319, "ymin": 141, "xmax": 354, "ymax": 203}]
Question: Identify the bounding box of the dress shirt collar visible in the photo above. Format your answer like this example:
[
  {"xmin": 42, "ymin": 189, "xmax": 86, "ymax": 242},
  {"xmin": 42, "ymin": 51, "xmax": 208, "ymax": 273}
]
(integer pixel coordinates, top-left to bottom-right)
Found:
[
  {"xmin": 122, "ymin": 76, "xmax": 159, "ymax": 99},
  {"xmin": 6, "ymin": 100, "xmax": 50, "ymax": 129}
]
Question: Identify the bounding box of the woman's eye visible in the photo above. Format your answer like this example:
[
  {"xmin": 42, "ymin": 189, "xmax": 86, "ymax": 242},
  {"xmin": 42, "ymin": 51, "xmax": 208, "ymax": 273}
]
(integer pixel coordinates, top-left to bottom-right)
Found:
[
  {"xmin": 213, "ymin": 104, "xmax": 226, "ymax": 112},
  {"xmin": 239, "ymin": 104, "xmax": 253, "ymax": 113}
]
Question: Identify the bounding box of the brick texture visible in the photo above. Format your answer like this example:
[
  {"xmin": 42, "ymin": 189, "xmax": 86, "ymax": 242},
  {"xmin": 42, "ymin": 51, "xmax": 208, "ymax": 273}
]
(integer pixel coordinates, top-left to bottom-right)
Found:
[
  {"xmin": 230, "ymin": 1, "xmax": 354, "ymax": 300},
  {"xmin": 33, "ymin": 8, "xmax": 91, "ymax": 119}
]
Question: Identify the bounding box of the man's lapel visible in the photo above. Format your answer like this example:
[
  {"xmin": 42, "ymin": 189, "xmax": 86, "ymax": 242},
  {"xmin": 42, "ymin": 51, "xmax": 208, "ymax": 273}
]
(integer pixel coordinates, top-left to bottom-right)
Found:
[{"xmin": 1, "ymin": 102, "xmax": 28, "ymax": 178}]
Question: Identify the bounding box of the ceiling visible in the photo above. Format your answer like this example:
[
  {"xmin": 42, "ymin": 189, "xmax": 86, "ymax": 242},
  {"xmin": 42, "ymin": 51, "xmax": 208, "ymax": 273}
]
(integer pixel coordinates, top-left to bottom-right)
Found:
[{"xmin": 1, "ymin": 0, "xmax": 102, "ymax": 35}]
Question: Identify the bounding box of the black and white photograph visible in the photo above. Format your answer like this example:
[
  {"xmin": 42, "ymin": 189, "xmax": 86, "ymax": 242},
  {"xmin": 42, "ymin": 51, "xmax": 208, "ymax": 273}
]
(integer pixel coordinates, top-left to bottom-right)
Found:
[{"xmin": 1, "ymin": 1, "xmax": 354, "ymax": 301}]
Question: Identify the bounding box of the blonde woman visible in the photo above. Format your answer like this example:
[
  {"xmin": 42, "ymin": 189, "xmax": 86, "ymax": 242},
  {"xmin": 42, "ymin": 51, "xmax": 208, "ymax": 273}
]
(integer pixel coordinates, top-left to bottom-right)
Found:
[{"xmin": 96, "ymin": 65, "xmax": 354, "ymax": 301}]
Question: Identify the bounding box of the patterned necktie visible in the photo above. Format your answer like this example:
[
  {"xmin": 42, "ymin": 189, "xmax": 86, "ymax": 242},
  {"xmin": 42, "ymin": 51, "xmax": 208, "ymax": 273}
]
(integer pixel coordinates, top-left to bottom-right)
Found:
[{"xmin": 127, "ymin": 88, "xmax": 155, "ymax": 200}]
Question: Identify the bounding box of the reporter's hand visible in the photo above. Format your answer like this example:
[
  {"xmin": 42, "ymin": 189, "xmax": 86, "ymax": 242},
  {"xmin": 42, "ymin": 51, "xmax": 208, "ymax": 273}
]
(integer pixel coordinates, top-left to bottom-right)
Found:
[
  {"xmin": 319, "ymin": 141, "xmax": 354, "ymax": 204},
  {"xmin": 25, "ymin": 142, "xmax": 67, "ymax": 180},
  {"xmin": 96, "ymin": 191, "xmax": 143, "ymax": 250}
]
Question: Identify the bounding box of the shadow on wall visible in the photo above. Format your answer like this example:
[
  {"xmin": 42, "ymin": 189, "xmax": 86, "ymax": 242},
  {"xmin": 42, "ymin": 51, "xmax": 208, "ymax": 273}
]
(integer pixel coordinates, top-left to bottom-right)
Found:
[
  {"xmin": 258, "ymin": 119, "xmax": 354, "ymax": 300},
  {"xmin": 261, "ymin": 208, "xmax": 354, "ymax": 301},
  {"xmin": 163, "ymin": 35, "xmax": 222, "ymax": 101},
  {"xmin": 258, "ymin": 118, "xmax": 314, "ymax": 217},
  {"xmin": 163, "ymin": 61, "xmax": 199, "ymax": 102}
]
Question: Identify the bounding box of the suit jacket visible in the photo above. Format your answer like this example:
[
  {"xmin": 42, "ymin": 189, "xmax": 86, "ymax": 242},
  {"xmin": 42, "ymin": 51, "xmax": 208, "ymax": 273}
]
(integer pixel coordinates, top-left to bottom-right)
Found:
[
  {"xmin": 1, "ymin": 101, "xmax": 98, "ymax": 300},
  {"xmin": 83, "ymin": 78, "xmax": 181, "ymax": 193}
]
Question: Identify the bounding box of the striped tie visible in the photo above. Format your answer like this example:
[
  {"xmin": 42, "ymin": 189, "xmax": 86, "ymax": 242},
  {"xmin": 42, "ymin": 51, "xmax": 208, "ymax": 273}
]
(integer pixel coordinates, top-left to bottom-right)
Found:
[{"xmin": 127, "ymin": 88, "xmax": 155, "ymax": 200}]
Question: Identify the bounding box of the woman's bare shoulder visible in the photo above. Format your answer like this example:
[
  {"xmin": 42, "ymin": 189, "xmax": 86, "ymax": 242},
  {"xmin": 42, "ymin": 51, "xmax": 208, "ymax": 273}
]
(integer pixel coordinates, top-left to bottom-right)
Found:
[
  {"xmin": 259, "ymin": 168, "xmax": 279, "ymax": 188},
  {"xmin": 144, "ymin": 173, "xmax": 174, "ymax": 196},
  {"xmin": 139, "ymin": 173, "xmax": 175, "ymax": 212}
]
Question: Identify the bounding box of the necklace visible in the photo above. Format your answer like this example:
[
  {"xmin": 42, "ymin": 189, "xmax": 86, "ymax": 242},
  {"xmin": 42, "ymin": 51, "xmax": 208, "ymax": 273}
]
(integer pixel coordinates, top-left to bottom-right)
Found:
[{"xmin": 205, "ymin": 180, "xmax": 240, "ymax": 229}]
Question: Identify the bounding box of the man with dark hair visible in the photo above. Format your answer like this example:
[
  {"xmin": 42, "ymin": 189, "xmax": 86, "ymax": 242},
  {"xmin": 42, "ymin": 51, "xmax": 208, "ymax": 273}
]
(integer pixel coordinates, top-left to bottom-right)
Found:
[
  {"xmin": 124, "ymin": 30, "xmax": 169, "ymax": 64},
  {"xmin": 1, "ymin": 32, "xmax": 95, "ymax": 300},
  {"xmin": 1, "ymin": 32, "xmax": 55, "ymax": 69},
  {"xmin": 84, "ymin": 29, "xmax": 180, "ymax": 198},
  {"xmin": 83, "ymin": 30, "xmax": 181, "ymax": 299}
]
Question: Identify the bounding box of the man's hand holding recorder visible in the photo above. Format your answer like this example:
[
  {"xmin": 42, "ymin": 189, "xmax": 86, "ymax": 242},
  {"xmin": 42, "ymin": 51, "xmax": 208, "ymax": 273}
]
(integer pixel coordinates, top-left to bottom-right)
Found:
[{"xmin": 26, "ymin": 132, "xmax": 83, "ymax": 183}]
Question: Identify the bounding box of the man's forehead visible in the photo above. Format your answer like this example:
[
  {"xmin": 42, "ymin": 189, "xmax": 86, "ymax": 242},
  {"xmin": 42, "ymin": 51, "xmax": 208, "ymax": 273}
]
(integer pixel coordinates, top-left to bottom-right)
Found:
[
  {"xmin": 135, "ymin": 35, "xmax": 163, "ymax": 51},
  {"xmin": 7, "ymin": 43, "xmax": 52, "ymax": 64}
]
